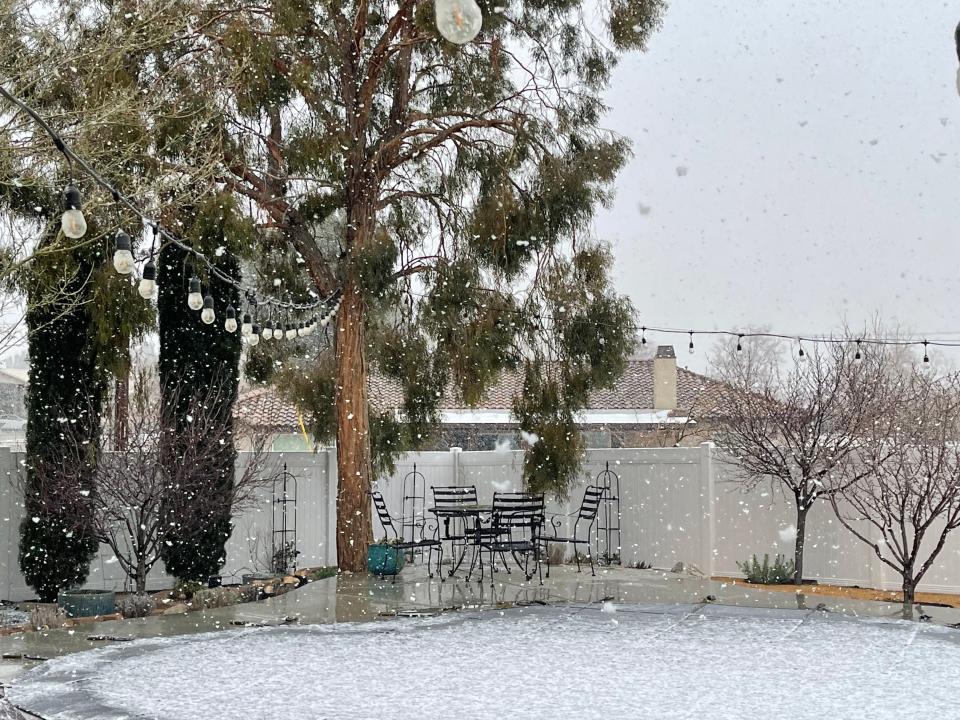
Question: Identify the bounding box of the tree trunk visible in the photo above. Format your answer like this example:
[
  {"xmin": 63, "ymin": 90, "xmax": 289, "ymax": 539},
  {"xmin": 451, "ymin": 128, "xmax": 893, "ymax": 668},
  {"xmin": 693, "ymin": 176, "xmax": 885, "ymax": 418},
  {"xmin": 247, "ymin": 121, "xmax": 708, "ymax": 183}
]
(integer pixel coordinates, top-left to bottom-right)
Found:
[
  {"xmin": 114, "ymin": 372, "xmax": 128, "ymax": 450},
  {"xmin": 135, "ymin": 555, "xmax": 147, "ymax": 595},
  {"xmin": 902, "ymin": 576, "xmax": 915, "ymax": 620},
  {"xmin": 793, "ymin": 501, "xmax": 809, "ymax": 585},
  {"xmin": 334, "ymin": 279, "xmax": 373, "ymax": 572}
]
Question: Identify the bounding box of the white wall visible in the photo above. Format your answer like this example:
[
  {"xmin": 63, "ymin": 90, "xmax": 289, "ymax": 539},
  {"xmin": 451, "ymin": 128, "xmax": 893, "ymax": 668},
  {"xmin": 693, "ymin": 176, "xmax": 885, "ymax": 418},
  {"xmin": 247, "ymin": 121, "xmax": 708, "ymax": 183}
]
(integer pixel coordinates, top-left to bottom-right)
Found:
[{"xmin": 1, "ymin": 444, "xmax": 959, "ymax": 600}]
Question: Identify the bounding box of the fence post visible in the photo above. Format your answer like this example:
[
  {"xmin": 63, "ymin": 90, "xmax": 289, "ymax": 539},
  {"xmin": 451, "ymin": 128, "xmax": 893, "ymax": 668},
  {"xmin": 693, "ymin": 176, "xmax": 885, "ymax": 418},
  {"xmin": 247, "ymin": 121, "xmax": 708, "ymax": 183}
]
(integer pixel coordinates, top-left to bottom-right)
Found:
[
  {"xmin": 700, "ymin": 442, "xmax": 716, "ymax": 577},
  {"xmin": 325, "ymin": 448, "xmax": 338, "ymax": 567}
]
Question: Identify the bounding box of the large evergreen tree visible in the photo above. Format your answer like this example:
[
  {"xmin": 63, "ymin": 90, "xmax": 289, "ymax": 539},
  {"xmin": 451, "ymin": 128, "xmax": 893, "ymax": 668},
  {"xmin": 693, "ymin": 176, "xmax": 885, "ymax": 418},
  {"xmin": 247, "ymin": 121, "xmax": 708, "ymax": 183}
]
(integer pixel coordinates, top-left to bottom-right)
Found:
[
  {"xmin": 157, "ymin": 195, "xmax": 248, "ymax": 582},
  {"xmin": 18, "ymin": 221, "xmax": 106, "ymax": 601},
  {"xmin": 3, "ymin": 0, "xmax": 665, "ymax": 571}
]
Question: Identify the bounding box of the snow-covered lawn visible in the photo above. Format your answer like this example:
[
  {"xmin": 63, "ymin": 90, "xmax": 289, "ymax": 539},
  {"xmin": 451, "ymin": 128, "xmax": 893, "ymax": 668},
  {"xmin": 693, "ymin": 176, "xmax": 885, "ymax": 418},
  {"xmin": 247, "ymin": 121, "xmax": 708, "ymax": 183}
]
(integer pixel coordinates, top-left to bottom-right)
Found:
[{"xmin": 10, "ymin": 603, "xmax": 960, "ymax": 719}]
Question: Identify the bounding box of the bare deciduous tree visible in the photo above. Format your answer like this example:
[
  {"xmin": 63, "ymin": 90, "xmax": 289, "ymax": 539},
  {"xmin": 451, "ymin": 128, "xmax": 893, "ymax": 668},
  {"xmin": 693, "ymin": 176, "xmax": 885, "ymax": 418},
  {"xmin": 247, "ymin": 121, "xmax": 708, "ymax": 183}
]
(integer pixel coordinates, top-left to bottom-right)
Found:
[
  {"xmin": 832, "ymin": 370, "xmax": 960, "ymax": 619},
  {"xmin": 29, "ymin": 373, "xmax": 274, "ymax": 595},
  {"xmin": 712, "ymin": 341, "xmax": 897, "ymax": 584}
]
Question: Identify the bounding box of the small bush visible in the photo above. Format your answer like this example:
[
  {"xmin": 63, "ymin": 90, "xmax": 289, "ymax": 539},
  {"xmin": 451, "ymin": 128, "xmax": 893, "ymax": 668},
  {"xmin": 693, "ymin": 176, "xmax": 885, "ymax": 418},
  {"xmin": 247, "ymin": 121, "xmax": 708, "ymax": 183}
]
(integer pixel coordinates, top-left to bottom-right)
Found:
[
  {"xmin": 737, "ymin": 553, "xmax": 795, "ymax": 584},
  {"xmin": 117, "ymin": 594, "xmax": 154, "ymax": 618},
  {"xmin": 172, "ymin": 580, "xmax": 205, "ymax": 600}
]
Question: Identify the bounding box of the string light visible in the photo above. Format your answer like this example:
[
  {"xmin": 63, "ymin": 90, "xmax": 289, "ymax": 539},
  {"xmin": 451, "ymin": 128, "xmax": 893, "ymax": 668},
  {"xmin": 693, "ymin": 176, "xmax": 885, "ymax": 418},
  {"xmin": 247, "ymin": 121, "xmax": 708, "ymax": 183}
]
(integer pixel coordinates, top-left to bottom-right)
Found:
[
  {"xmin": 0, "ymin": 83, "xmax": 338, "ymax": 316},
  {"xmin": 138, "ymin": 258, "xmax": 157, "ymax": 300},
  {"xmin": 688, "ymin": 331, "xmax": 695, "ymax": 355},
  {"xmin": 224, "ymin": 305, "xmax": 238, "ymax": 333},
  {"xmin": 854, "ymin": 339, "xmax": 862, "ymax": 361},
  {"xmin": 797, "ymin": 340, "xmax": 806, "ymax": 361},
  {"xmin": 240, "ymin": 313, "xmax": 253, "ymax": 337},
  {"xmin": 112, "ymin": 230, "xmax": 135, "ymax": 274},
  {"xmin": 200, "ymin": 294, "xmax": 216, "ymax": 325},
  {"xmin": 186, "ymin": 278, "xmax": 203, "ymax": 311},
  {"xmin": 640, "ymin": 326, "xmax": 647, "ymax": 346},
  {"xmin": 736, "ymin": 334, "xmax": 743, "ymax": 352},
  {"xmin": 248, "ymin": 324, "xmax": 261, "ymax": 347},
  {"xmin": 923, "ymin": 340, "xmax": 931, "ymax": 367},
  {"xmin": 262, "ymin": 322, "xmax": 274, "ymax": 341}
]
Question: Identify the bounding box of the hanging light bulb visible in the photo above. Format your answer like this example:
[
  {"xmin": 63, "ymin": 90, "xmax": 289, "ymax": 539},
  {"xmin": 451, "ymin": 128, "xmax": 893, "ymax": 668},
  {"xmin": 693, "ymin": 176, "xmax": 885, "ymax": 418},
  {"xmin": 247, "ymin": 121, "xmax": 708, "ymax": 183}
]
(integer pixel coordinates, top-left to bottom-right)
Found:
[
  {"xmin": 113, "ymin": 230, "xmax": 135, "ymax": 275},
  {"xmin": 640, "ymin": 327, "xmax": 647, "ymax": 346},
  {"xmin": 201, "ymin": 294, "xmax": 215, "ymax": 324},
  {"xmin": 248, "ymin": 325, "xmax": 261, "ymax": 347},
  {"xmin": 854, "ymin": 339, "xmax": 862, "ymax": 361},
  {"xmin": 285, "ymin": 323, "xmax": 297, "ymax": 340},
  {"xmin": 187, "ymin": 277, "xmax": 203, "ymax": 310},
  {"xmin": 273, "ymin": 323, "xmax": 283, "ymax": 340},
  {"xmin": 736, "ymin": 334, "xmax": 743, "ymax": 352},
  {"xmin": 296, "ymin": 322, "xmax": 305, "ymax": 338},
  {"xmin": 224, "ymin": 305, "xmax": 238, "ymax": 333},
  {"xmin": 320, "ymin": 315, "xmax": 329, "ymax": 328},
  {"xmin": 434, "ymin": 0, "xmax": 483, "ymax": 44},
  {"xmin": 138, "ymin": 259, "xmax": 157, "ymax": 300},
  {"xmin": 262, "ymin": 321, "xmax": 274, "ymax": 340},
  {"xmin": 797, "ymin": 342, "xmax": 806, "ymax": 361},
  {"xmin": 922, "ymin": 340, "xmax": 932, "ymax": 370},
  {"xmin": 241, "ymin": 313, "xmax": 253, "ymax": 337},
  {"xmin": 60, "ymin": 184, "xmax": 87, "ymax": 239},
  {"xmin": 688, "ymin": 331, "xmax": 695, "ymax": 355}
]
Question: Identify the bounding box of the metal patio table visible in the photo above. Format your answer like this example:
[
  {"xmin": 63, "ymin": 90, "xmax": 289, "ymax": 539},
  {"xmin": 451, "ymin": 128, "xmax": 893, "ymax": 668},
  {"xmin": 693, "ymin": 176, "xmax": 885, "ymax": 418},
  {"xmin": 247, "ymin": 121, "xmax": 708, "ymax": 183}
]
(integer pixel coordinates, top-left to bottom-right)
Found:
[{"xmin": 427, "ymin": 503, "xmax": 493, "ymax": 576}]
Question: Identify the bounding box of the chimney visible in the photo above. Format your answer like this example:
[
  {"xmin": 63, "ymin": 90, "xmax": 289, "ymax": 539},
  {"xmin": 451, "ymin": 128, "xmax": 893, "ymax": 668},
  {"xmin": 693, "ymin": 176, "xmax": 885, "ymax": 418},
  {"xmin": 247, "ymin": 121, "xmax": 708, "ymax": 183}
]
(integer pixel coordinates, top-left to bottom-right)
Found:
[{"xmin": 653, "ymin": 345, "xmax": 677, "ymax": 410}]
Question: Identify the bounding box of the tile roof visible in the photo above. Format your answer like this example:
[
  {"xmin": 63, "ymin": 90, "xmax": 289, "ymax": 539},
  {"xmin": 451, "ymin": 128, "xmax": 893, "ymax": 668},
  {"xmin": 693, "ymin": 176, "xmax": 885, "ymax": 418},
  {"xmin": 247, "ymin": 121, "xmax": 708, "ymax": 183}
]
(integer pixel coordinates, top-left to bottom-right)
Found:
[{"xmin": 236, "ymin": 357, "xmax": 728, "ymax": 432}]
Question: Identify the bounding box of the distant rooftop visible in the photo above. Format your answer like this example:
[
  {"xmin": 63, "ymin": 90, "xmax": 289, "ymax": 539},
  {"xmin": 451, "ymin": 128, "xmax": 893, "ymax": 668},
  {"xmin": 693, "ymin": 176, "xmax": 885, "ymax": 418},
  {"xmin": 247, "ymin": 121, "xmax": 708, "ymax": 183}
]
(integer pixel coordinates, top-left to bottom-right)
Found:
[{"xmin": 235, "ymin": 353, "xmax": 727, "ymax": 433}]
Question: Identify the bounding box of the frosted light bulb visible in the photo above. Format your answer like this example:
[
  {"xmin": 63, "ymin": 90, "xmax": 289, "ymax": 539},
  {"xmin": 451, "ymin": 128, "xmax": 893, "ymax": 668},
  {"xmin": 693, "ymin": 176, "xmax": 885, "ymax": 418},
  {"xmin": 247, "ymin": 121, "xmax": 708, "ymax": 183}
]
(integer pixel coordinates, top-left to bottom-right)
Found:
[
  {"xmin": 187, "ymin": 277, "xmax": 203, "ymax": 310},
  {"xmin": 262, "ymin": 322, "xmax": 273, "ymax": 340},
  {"xmin": 248, "ymin": 330, "xmax": 260, "ymax": 347},
  {"xmin": 273, "ymin": 326, "xmax": 284, "ymax": 340},
  {"xmin": 201, "ymin": 294, "xmax": 215, "ymax": 324},
  {"xmin": 224, "ymin": 305, "xmax": 237, "ymax": 333},
  {"xmin": 60, "ymin": 185, "xmax": 87, "ymax": 239},
  {"xmin": 113, "ymin": 231, "xmax": 135, "ymax": 275},
  {"xmin": 285, "ymin": 324, "xmax": 297, "ymax": 340},
  {"xmin": 296, "ymin": 323, "xmax": 305, "ymax": 338},
  {"xmin": 138, "ymin": 259, "xmax": 157, "ymax": 300},
  {"xmin": 241, "ymin": 314, "xmax": 253, "ymax": 336},
  {"xmin": 435, "ymin": 0, "xmax": 482, "ymax": 44}
]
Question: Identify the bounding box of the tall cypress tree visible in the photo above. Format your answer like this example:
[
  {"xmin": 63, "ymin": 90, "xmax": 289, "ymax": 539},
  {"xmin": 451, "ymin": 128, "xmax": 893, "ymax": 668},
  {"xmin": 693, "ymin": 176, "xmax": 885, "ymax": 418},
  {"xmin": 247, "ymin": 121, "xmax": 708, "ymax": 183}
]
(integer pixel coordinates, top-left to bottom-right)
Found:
[
  {"xmin": 19, "ymin": 229, "xmax": 106, "ymax": 602},
  {"xmin": 157, "ymin": 195, "xmax": 246, "ymax": 582}
]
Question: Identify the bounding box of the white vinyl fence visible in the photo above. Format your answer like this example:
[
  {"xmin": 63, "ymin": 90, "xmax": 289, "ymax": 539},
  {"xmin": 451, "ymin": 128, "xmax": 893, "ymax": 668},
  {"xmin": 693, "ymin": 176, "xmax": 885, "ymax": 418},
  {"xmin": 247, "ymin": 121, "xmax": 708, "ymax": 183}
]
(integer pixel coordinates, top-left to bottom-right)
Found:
[{"xmin": 0, "ymin": 444, "xmax": 958, "ymax": 600}]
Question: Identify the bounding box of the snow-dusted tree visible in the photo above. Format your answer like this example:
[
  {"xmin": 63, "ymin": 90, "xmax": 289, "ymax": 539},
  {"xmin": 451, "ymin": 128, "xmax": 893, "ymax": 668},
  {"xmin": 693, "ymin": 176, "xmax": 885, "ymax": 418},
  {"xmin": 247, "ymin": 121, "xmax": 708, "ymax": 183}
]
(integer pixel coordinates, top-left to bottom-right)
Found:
[
  {"xmin": 2, "ymin": 0, "xmax": 665, "ymax": 571},
  {"xmin": 29, "ymin": 373, "xmax": 272, "ymax": 595},
  {"xmin": 832, "ymin": 370, "xmax": 960, "ymax": 619},
  {"xmin": 712, "ymin": 342, "xmax": 897, "ymax": 584}
]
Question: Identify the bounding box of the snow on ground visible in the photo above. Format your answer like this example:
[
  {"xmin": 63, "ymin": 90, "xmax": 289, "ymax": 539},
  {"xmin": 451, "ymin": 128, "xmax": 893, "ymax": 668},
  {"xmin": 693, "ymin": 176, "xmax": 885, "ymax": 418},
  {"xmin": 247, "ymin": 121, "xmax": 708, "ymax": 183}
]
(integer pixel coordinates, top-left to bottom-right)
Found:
[{"xmin": 10, "ymin": 603, "xmax": 960, "ymax": 720}]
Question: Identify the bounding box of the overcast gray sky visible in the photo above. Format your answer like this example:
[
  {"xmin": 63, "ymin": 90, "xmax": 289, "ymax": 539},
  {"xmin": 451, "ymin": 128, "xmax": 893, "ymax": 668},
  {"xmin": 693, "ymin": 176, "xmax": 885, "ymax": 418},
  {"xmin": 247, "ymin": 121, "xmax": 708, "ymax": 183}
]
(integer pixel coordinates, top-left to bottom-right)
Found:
[{"xmin": 597, "ymin": 0, "xmax": 960, "ymax": 373}]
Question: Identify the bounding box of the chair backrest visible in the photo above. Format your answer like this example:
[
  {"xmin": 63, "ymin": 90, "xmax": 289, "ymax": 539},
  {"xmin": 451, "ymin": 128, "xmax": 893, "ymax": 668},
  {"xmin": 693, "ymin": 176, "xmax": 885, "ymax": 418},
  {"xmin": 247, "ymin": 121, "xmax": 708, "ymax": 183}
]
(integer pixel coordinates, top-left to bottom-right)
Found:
[
  {"xmin": 492, "ymin": 492, "xmax": 545, "ymax": 532},
  {"xmin": 431, "ymin": 485, "xmax": 479, "ymax": 507},
  {"xmin": 371, "ymin": 491, "xmax": 398, "ymax": 540},
  {"xmin": 572, "ymin": 485, "xmax": 604, "ymax": 538},
  {"xmin": 578, "ymin": 486, "xmax": 604, "ymax": 521}
]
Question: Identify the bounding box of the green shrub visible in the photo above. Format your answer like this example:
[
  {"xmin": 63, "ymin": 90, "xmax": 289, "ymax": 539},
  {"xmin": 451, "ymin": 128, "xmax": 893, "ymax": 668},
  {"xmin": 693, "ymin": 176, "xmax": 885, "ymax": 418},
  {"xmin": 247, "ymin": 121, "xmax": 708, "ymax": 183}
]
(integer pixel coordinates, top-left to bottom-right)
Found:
[{"xmin": 737, "ymin": 553, "xmax": 795, "ymax": 584}]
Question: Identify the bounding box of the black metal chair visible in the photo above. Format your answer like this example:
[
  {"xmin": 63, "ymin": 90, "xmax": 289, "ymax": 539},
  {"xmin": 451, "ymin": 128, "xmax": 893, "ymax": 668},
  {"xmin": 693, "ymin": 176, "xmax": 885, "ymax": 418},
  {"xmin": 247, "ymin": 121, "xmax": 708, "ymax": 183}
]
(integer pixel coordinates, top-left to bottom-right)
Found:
[
  {"xmin": 431, "ymin": 485, "xmax": 481, "ymax": 576},
  {"xmin": 541, "ymin": 485, "xmax": 603, "ymax": 577},
  {"xmin": 470, "ymin": 492, "xmax": 545, "ymax": 585},
  {"xmin": 370, "ymin": 491, "xmax": 442, "ymax": 581}
]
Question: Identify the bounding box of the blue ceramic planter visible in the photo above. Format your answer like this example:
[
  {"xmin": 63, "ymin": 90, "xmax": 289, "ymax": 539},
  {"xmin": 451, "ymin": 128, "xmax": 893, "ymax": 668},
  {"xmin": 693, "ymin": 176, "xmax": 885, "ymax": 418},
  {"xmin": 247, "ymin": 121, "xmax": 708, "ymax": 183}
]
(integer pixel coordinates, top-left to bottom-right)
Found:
[{"xmin": 367, "ymin": 544, "xmax": 405, "ymax": 576}]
